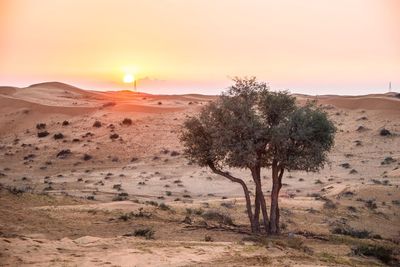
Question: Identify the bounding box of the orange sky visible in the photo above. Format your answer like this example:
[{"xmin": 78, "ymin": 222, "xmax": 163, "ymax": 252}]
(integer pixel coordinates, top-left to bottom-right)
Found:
[{"xmin": 0, "ymin": 0, "xmax": 399, "ymax": 95}]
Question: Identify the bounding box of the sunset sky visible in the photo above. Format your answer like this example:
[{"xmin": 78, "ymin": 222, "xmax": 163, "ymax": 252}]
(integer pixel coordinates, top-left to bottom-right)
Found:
[{"xmin": 0, "ymin": 0, "xmax": 399, "ymax": 95}]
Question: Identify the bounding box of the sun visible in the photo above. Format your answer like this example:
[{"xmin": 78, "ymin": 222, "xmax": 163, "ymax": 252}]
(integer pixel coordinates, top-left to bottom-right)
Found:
[{"xmin": 123, "ymin": 73, "xmax": 134, "ymax": 83}]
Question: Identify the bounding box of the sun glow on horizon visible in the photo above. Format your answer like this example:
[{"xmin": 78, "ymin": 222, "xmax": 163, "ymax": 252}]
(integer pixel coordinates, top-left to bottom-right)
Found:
[{"xmin": 123, "ymin": 73, "xmax": 134, "ymax": 84}]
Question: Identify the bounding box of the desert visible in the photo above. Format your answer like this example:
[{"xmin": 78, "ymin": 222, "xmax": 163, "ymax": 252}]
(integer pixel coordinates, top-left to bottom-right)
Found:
[{"xmin": 0, "ymin": 82, "xmax": 399, "ymax": 266}]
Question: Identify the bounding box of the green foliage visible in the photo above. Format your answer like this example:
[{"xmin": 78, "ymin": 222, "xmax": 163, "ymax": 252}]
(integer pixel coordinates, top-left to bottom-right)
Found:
[
  {"xmin": 353, "ymin": 244, "xmax": 394, "ymax": 264},
  {"xmin": 180, "ymin": 77, "xmax": 336, "ymax": 172}
]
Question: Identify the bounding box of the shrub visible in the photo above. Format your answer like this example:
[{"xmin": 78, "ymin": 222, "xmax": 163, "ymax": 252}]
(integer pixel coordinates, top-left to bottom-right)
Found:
[
  {"xmin": 36, "ymin": 123, "xmax": 46, "ymax": 130},
  {"xmin": 37, "ymin": 131, "xmax": 49, "ymax": 138},
  {"xmin": 170, "ymin": 151, "xmax": 180, "ymax": 156},
  {"xmin": 62, "ymin": 120, "xmax": 69, "ymax": 126},
  {"xmin": 323, "ymin": 199, "xmax": 337, "ymax": 209},
  {"xmin": 365, "ymin": 199, "xmax": 377, "ymax": 209},
  {"xmin": 220, "ymin": 202, "xmax": 234, "ymax": 209},
  {"xmin": 332, "ymin": 226, "xmax": 370, "ymax": 238},
  {"xmin": 112, "ymin": 192, "xmax": 128, "ymax": 201},
  {"xmin": 133, "ymin": 228, "xmax": 155, "ymax": 239},
  {"xmin": 122, "ymin": 118, "xmax": 133, "ymax": 125},
  {"xmin": 379, "ymin": 128, "xmax": 391, "ymax": 136},
  {"xmin": 159, "ymin": 203, "xmax": 171, "ymax": 211},
  {"xmin": 204, "ymin": 235, "xmax": 213, "ymax": 242},
  {"xmin": 56, "ymin": 149, "xmax": 71, "ymax": 159},
  {"xmin": 339, "ymin": 163, "xmax": 351, "ymax": 169},
  {"xmin": 353, "ymin": 245, "xmax": 394, "ymax": 264},
  {"xmin": 53, "ymin": 133, "xmax": 64, "ymax": 140},
  {"xmin": 381, "ymin": 156, "xmax": 396, "ymax": 165},
  {"xmin": 349, "ymin": 169, "xmax": 358, "ymax": 174},
  {"xmin": 101, "ymin": 102, "xmax": 116, "ymax": 108},
  {"xmin": 202, "ymin": 209, "xmax": 234, "ymax": 225},
  {"xmin": 82, "ymin": 154, "xmax": 92, "ymax": 161},
  {"xmin": 110, "ymin": 133, "xmax": 119, "ymax": 139},
  {"xmin": 186, "ymin": 208, "xmax": 204, "ymax": 216},
  {"xmin": 145, "ymin": 200, "xmax": 158, "ymax": 207},
  {"xmin": 93, "ymin": 121, "xmax": 102, "ymax": 128}
]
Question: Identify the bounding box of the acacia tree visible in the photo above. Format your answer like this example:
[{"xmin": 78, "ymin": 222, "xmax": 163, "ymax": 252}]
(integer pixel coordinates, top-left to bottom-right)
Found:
[{"xmin": 180, "ymin": 77, "xmax": 335, "ymax": 234}]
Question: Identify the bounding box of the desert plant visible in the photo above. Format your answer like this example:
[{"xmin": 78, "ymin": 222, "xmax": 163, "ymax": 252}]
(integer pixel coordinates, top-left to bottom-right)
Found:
[
  {"xmin": 82, "ymin": 154, "xmax": 92, "ymax": 161},
  {"xmin": 53, "ymin": 133, "xmax": 64, "ymax": 140},
  {"xmin": 332, "ymin": 226, "xmax": 370, "ymax": 238},
  {"xmin": 133, "ymin": 228, "xmax": 155, "ymax": 239},
  {"xmin": 36, "ymin": 123, "xmax": 46, "ymax": 129},
  {"xmin": 122, "ymin": 118, "xmax": 133, "ymax": 125},
  {"xmin": 180, "ymin": 77, "xmax": 335, "ymax": 234},
  {"xmin": 62, "ymin": 120, "xmax": 69, "ymax": 126},
  {"xmin": 204, "ymin": 235, "xmax": 213, "ymax": 242},
  {"xmin": 56, "ymin": 149, "xmax": 71, "ymax": 159},
  {"xmin": 159, "ymin": 203, "xmax": 171, "ymax": 211},
  {"xmin": 37, "ymin": 131, "xmax": 49, "ymax": 138},
  {"xmin": 93, "ymin": 120, "xmax": 102, "ymax": 128},
  {"xmin": 379, "ymin": 128, "xmax": 391, "ymax": 136},
  {"xmin": 110, "ymin": 133, "xmax": 119, "ymax": 139},
  {"xmin": 202, "ymin": 209, "xmax": 234, "ymax": 225},
  {"xmin": 353, "ymin": 244, "xmax": 394, "ymax": 264}
]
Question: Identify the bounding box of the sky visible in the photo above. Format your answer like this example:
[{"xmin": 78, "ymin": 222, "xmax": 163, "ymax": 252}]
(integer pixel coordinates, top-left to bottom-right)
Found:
[{"xmin": 0, "ymin": 0, "xmax": 399, "ymax": 95}]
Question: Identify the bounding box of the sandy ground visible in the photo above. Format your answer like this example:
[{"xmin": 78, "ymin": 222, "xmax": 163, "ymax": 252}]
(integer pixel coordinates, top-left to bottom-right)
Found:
[{"xmin": 0, "ymin": 82, "xmax": 399, "ymax": 266}]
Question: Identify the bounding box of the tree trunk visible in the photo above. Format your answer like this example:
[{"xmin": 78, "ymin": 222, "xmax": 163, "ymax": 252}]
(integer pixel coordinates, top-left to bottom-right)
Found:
[
  {"xmin": 251, "ymin": 165, "xmax": 269, "ymax": 233},
  {"xmin": 269, "ymin": 161, "xmax": 284, "ymax": 234},
  {"xmin": 207, "ymin": 162, "xmax": 257, "ymax": 232},
  {"xmin": 253, "ymin": 190, "xmax": 261, "ymax": 232}
]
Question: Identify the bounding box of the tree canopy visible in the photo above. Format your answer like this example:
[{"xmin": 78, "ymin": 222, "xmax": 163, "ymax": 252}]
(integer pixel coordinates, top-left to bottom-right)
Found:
[{"xmin": 180, "ymin": 77, "xmax": 336, "ymax": 234}]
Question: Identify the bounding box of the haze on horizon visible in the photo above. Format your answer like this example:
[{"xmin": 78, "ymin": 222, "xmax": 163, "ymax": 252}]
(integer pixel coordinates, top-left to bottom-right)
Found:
[{"xmin": 0, "ymin": 0, "xmax": 399, "ymax": 95}]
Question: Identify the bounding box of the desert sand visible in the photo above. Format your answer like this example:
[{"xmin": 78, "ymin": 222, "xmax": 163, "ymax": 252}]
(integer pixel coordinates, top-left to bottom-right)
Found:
[{"xmin": 0, "ymin": 82, "xmax": 399, "ymax": 266}]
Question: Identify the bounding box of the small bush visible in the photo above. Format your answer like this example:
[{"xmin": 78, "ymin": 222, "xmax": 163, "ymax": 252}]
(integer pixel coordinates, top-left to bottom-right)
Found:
[
  {"xmin": 36, "ymin": 123, "xmax": 46, "ymax": 130},
  {"xmin": 339, "ymin": 163, "xmax": 351, "ymax": 169},
  {"xmin": 379, "ymin": 128, "xmax": 391, "ymax": 136},
  {"xmin": 56, "ymin": 149, "xmax": 71, "ymax": 159},
  {"xmin": 323, "ymin": 199, "xmax": 337, "ymax": 209},
  {"xmin": 37, "ymin": 131, "xmax": 49, "ymax": 138},
  {"xmin": 82, "ymin": 154, "xmax": 92, "ymax": 161},
  {"xmin": 332, "ymin": 226, "xmax": 370, "ymax": 238},
  {"xmin": 122, "ymin": 118, "xmax": 133, "ymax": 125},
  {"xmin": 133, "ymin": 228, "xmax": 155, "ymax": 239},
  {"xmin": 365, "ymin": 199, "xmax": 377, "ymax": 209},
  {"xmin": 186, "ymin": 208, "xmax": 204, "ymax": 216},
  {"xmin": 202, "ymin": 210, "xmax": 234, "ymax": 225},
  {"xmin": 220, "ymin": 202, "xmax": 234, "ymax": 209},
  {"xmin": 381, "ymin": 156, "xmax": 396, "ymax": 165},
  {"xmin": 110, "ymin": 133, "xmax": 119, "ymax": 139},
  {"xmin": 165, "ymin": 191, "xmax": 172, "ymax": 196},
  {"xmin": 112, "ymin": 192, "xmax": 128, "ymax": 201},
  {"xmin": 101, "ymin": 102, "xmax": 116, "ymax": 108},
  {"xmin": 347, "ymin": 206, "xmax": 357, "ymax": 212},
  {"xmin": 62, "ymin": 120, "xmax": 69, "ymax": 126},
  {"xmin": 349, "ymin": 169, "xmax": 358, "ymax": 174},
  {"xmin": 53, "ymin": 133, "xmax": 64, "ymax": 140},
  {"xmin": 145, "ymin": 200, "xmax": 159, "ymax": 207},
  {"xmin": 353, "ymin": 245, "xmax": 394, "ymax": 264},
  {"xmin": 204, "ymin": 235, "xmax": 213, "ymax": 242},
  {"xmin": 159, "ymin": 203, "xmax": 171, "ymax": 211},
  {"xmin": 170, "ymin": 151, "xmax": 180, "ymax": 156},
  {"xmin": 93, "ymin": 121, "xmax": 102, "ymax": 128}
]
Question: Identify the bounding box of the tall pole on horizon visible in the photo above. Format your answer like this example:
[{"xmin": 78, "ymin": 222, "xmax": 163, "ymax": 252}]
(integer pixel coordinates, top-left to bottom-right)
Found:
[
  {"xmin": 389, "ymin": 81, "xmax": 391, "ymax": 93},
  {"xmin": 134, "ymin": 79, "xmax": 137, "ymax": 92}
]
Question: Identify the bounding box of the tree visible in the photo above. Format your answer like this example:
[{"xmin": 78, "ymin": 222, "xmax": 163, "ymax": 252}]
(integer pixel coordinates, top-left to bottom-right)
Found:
[{"xmin": 180, "ymin": 77, "xmax": 335, "ymax": 234}]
